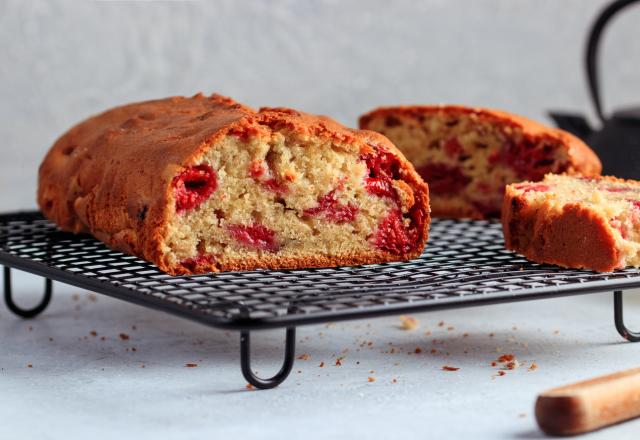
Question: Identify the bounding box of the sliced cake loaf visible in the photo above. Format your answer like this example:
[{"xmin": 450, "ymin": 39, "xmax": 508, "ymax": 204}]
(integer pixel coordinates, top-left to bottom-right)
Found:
[
  {"xmin": 502, "ymin": 174, "xmax": 640, "ymax": 272},
  {"xmin": 38, "ymin": 94, "xmax": 430, "ymax": 275},
  {"xmin": 359, "ymin": 105, "xmax": 601, "ymax": 219}
]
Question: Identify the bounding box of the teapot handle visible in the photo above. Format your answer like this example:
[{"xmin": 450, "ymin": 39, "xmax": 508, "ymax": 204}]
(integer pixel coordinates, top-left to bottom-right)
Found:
[{"xmin": 586, "ymin": 0, "xmax": 640, "ymax": 123}]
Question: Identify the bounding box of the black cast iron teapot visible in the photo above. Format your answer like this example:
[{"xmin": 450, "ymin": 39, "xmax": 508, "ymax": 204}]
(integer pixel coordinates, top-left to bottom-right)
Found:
[{"xmin": 549, "ymin": 0, "xmax": 640, "ymax": 179}]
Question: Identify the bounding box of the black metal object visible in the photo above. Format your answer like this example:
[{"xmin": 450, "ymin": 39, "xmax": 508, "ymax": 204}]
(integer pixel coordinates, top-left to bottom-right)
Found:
[
  {"xmin": 1, "ymin": 211, "xmax": 639, "ymax": 388},
  {"xmin": 4, "ymin": 266, "xmax": 52, "ymax": 318},
  {"xmin": 549, "ymin": 0, "xmax": 640, "ymax": 179},
  {"xmin": 614, "ymin": 290, "xmax": 640, "ymax": 342},
  {"xmin": 240, "ymin": 327, "xmax": 297, "ymax": 389}
]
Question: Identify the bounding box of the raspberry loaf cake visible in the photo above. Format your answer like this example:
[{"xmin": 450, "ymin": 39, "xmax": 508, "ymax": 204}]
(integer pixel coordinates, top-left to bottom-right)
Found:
[
  {"xmin": 38, "ymin": 94, "xmax": 429, "ymax": 275},
  {"xmin": 359, "ymin": 105, "xmax": 601, "ymax": 219},
  {"xmin": 502, "ymin": 174, "xmax": 640, "ymax": 272}
]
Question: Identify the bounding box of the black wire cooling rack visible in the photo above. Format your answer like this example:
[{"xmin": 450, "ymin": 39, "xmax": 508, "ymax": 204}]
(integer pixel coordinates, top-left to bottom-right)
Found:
[{"xmin": 1, "ymin": 211, "xmax": 639, "ymax": 388}]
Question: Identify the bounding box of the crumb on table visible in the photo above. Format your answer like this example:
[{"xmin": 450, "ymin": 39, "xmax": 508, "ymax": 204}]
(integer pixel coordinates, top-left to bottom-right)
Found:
[{"xmin": 399, "ymin": 315, "xmax": 419, "ymax": 330}]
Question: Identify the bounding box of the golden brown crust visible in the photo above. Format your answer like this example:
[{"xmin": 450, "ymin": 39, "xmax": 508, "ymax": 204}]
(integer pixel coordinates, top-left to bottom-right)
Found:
[
  {"xmin": 359, "ymin": 104, "xmax": 602, "ymax": 177},
  {"xmin": 502, "ymin": 183, "xmax": 620, "ymax": 272},
  {"xmin": 38, "ymin": 94, "xmax": 430, "ymax": 275}
]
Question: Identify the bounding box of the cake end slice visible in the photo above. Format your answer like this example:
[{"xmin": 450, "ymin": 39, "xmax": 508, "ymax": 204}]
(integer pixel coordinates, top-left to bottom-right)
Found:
[{"xmin": 502, "ymin": 174, "xmax": 640, "ymax": 272}]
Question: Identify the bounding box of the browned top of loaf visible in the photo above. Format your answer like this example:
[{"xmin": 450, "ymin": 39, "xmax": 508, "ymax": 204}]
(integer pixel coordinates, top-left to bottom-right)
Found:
[
  {"xmin": 38, "ymin": 93, "xmax": 429, "ymax": 271},
  {"xmin": 359, "ymin": 104, "xmax": 602, "ymax": 177}
]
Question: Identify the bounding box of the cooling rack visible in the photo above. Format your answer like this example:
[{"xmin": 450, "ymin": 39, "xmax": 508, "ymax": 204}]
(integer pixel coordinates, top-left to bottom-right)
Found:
[{"xmin": 1, "ymin": 211, "xmax": 639, "ymax": 388}]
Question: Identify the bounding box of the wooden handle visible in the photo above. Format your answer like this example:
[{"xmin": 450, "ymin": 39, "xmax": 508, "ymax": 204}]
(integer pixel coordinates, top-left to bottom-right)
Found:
[{"xmin": 536, "ymin": 367, "xmax": 640, "ymax": 435}]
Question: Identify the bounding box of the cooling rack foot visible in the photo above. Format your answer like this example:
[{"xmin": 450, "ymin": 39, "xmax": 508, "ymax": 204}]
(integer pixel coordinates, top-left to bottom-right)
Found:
[
  {"xmin": 614, "ymin": 290, "xmax": 640, "ymax": 342},
  {"xmin": 3, "ymin": 266, "xmax": 52, "ymax": 319},
  {"xmin": 240, "ymin": 327, "xmax": 296, "ymax": 389}
]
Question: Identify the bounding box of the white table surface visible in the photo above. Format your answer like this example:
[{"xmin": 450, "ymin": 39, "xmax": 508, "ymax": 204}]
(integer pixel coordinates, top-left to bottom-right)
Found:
[{"xmin": 2, "ymin": 269, "xmax": 640, "ymax": 440}]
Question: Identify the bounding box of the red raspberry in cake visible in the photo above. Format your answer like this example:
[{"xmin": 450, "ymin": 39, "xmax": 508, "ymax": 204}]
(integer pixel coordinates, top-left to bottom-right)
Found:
[
  {"xmin": 503, "ymin": 174, "xmax": 640, "ymax": 272},
  {"xmin": 372, "ymin": 208, "xmax": 415, "ymax": 254},
  {"xmin": 173, "ymin": 164, "xmax": 217, "ymax": 213},
  {"xmin": 364, "ymin": 178, "xmax": 396, "ymax": 199},
  {"xmin": 362, "ymin": 147, "xmax": 424, "ymax": 255},
  {"xmin": 444, "ymin": 137, "xmax": 464, "ymax": 158},
  {"xmin": 304, "ymin": 189, "xmax": 358, "ymax": 223},
  {"xmin": 513, "ymin": 183, "xmax": 551, "ymax": 193},
  {"xmin": 180, "ymin": 254, "xmax": 217, "ymax": 272},
  {"xmin": 417, "ymin": 163, "xmax": 471, "ymax": 195},
  {"xmin": 359, "ymin": 105, "xmax": 601, "ymax": 219},
  {"xmin": 227, "ymin": 223, "xmax": 280, "ymax": 252}
]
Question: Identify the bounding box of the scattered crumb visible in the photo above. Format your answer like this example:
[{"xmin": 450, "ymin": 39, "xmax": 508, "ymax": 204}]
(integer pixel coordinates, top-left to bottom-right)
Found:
[
  {"xmin": 319, "ymin": 362, "xmax": 325, "ymax": 368},
  {"xmin": 185, "ymin": 363, "xmax": 198, "ymax": 368},
  {"xmin": 90, "ymin": 330, "xmax": 97, "ymax": 337},
  {"xmin": 335, "ymin": 357, "xmax": 343, "ymax": 366},
  {"xmin": 367, "ymin": 377, "xmax": 376, "ymax": 382},
  {"xmin": 246, "ymin": 383, "xmax": 254, "ymax": 390},
  {"xmin": 132, "ymin": 325, "xmax": 137, "ymax": 330},
  {"xmin": 438, "ymin": 321, "xmax": 445, "ymax": 327},
  {"xmin": 497, "ymin": 371, "xmax": 506, "ymax": 376},
  {"xmin": 553, "ymin": 330, "xmax": 560, "ymax": 335},
  {"xmin": 132, "ymin": 347, "xmax": 137, "ymax": 352},
  {"xmin": 392, "ymin": 378, "xmax": 397, "ymax": 384},
  {"xmin": 447, "ymin": 326, "xmax": 455, "ymax": 331},
  {"xmin": 424, "ymin": 330, "xmax": 432, "ymax": 336},
  {"xmin": 497, "ymin": 354, "xmax": 515, "ymax": 363},
  {"xmin": 100, "ymin": 336, "xmax": 106, "ymax": 341},
  {"xmin": 496, "ymin": 347, "xmax": 503, "ymax": 353},
  {"xmin": 140, "ymin": 363, "xmax": 145, "ymax": 368},
  {"xmin": 88, "ymin": 293, "xmax": 97, "ymax": 302},
  {"xmin": 505, "ymin": 360, "xmax": 520, "ymax": 370},
  {"xmin": 442, "ymin": 365, "xmax": 460, "ymax": 372},
  {"xmin": 489, "ymin": 332, "xmax": 495, "ymax": 337},
  {"xmin": 463, "ymin": 332, "xmax": 469, "ymax": 337},
  {"xmin": 72, "ymin": 293, "xmax": 80, "ymax": 301},
  {"xmin": 119, "ymin": 333, "xmax": 130, "ymax": 341},
  {"xmin": 28, "ymin": 326, "xmax": 33, "ymax": 331},
  {"xmin": 48, "ymin": 337, "xmax": 53, "ymax": 342},
  {"xmin": 399, "ymin": 315, "xmax": 419, "ymax": 330},
  {"xmin": 414, "ymin": 347, "xmax": 422, "ymax": 354},
  {"xmin": 430, "ymin": 349, "xmax": 437, "ymax": 354},
  {"xmin": 528, "ymin": 362, "xmax": 538, "ymax": 372},
  {"xmin": 27, "ymin": 364, "xmax": 33, "ymax": 368},
  {"xmin": 297, "ymin": 370, "xmax": 302, "ymax": 374},
  {"xmin": 490, "ymin": 361, "xmax": 497, "ymax": 367},
  {"xmin": 518, "ymin": 413, "xmax": 527, "ymax": 418},
  {"xmin": 512, "ymin": 326, "xmax": 518, "ymax": 331},
  {"xmin": 297, "ymin": 354, "xmax": 310, "ymax": 361}
]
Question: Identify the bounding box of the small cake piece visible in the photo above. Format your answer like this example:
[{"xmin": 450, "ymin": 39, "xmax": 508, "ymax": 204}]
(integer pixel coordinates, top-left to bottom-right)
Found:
[
  {"xmin": 359, "ymin": 105, "xmax": 601, "ymax": 219},
  {"xmin": 38, "ymin": 93, "xmax": 429, "ymax": 275},
  {"xmin": 502, "ymin": 174, "xmax": 640, "ymax": 272}
]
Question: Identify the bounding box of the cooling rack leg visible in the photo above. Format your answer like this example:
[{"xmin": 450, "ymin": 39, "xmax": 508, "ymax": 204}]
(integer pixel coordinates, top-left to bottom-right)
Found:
[
  {"xmin": 240, "ymin": 327, "xmax": 296, "ymax": 389},
  {"xmin": 614, "ymin": 290, "xmax": 640, "ymax": 342},
  {"xmin": 3, "ymin": 266, "xmax": 52, "ymax": 319}
]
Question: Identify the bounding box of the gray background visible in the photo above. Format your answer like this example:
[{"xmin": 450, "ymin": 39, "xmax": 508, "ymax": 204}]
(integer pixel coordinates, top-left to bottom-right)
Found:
[{"xmin": 1, "ymin": 0, "xmax": 639, "ymax": 211}]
